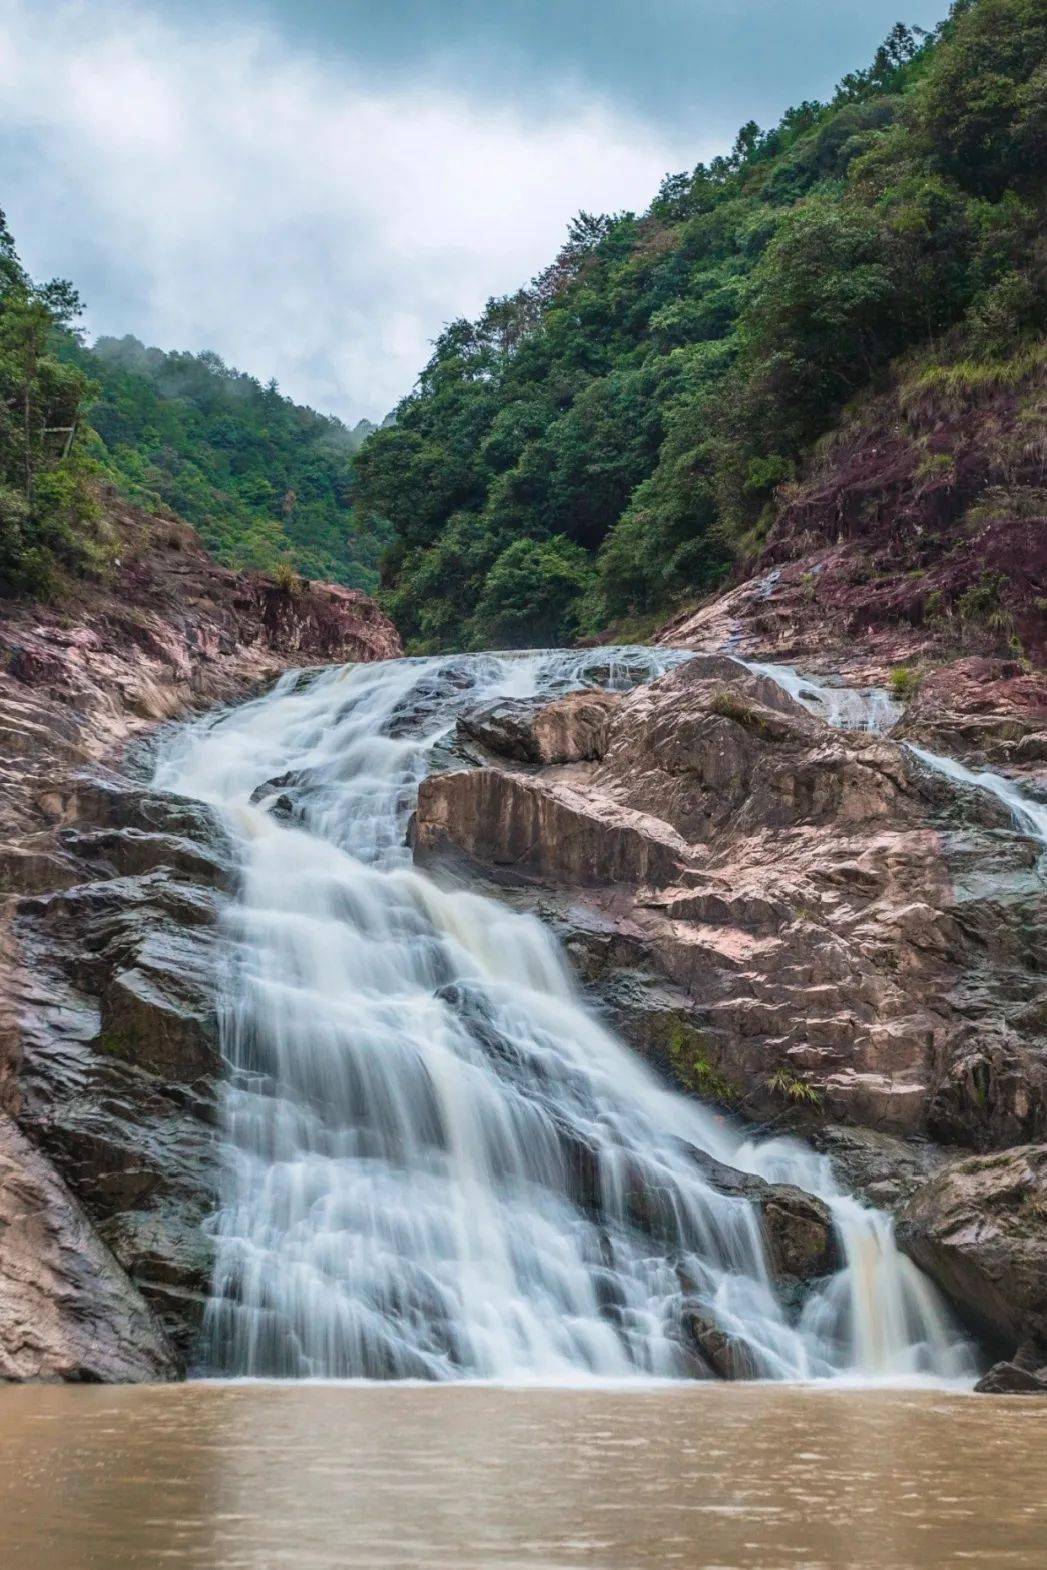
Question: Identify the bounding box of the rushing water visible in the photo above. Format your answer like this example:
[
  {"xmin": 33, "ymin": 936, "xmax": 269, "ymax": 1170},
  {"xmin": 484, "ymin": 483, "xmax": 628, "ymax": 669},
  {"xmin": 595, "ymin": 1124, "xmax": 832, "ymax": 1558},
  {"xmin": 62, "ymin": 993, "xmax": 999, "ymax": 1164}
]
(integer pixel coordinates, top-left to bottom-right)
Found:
[
  {"xmin": 153, "ymin": 648, "xmax": 972, "ymax": 1383},
  {"xmin": 735, "ymin": 658, "xmax": 902, "ymax": 733},
  {"xmin": 906, "ymin": 743, "xmax": 1047, "ymax": 852},
  {"xmin": 737, "ymin": 657, "xmax": 1046, "ymax": 856},
  {"xmin": 4, "ymin": 1384, "xmax": 1047, "ymax": 1570}
]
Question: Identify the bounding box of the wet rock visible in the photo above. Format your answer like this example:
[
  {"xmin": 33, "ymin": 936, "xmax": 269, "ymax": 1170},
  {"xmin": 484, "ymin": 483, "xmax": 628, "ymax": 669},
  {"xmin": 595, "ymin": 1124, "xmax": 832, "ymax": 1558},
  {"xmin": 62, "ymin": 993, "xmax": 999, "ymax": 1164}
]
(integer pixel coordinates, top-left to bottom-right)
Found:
[
  {"xmin": 0, "ymin": 502, "xmax": 398, "ymax": 1380},
  {"xmin": 813, "ymin": 1125, "xmax": 947, "ymax": 1213},
  {"xmin": 457, "ymin": 698, "xmax": 548, "ymax": 763},
  {"xmin": 14, "ymin": 879, "xmax": 224, "ymax": 1361},
  {"xmin": 0, "ymin": 1111, "xmax": 176, "ymax": 1382},
  {"xmin": 759, "ymin": 1186, "xmax": 840, "ymax": 1282},
  {"xmin": 680, "ymin": 1306, "xmax": 760, "ymax": 1380},
  {"xmin": 58, "ymin": 825, "xmax": 232, "ymax": 888},
  {"xmin": 974, "ymin": 1360, "xmax": 1047, "ymax": 1394},
  {"xmin": 413, "ymin": 653, "xmax": 1047, "ymax": 1147},
  {"xmin": 897, "ymin": 1145, "xmax": 1047, "ymax": 1353},
  {"xmin": 457, "ymin": 689, "xmax": 621, "ymax": 765}
]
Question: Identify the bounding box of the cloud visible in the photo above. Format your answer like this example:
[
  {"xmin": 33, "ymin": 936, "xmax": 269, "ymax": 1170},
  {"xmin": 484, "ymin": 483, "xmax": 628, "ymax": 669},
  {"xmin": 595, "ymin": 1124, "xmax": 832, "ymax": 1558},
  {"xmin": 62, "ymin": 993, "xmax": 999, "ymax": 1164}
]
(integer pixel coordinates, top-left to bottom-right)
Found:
[{"xmin": 0, "ymin": 0, "xmax": 697, "ymax": 420}]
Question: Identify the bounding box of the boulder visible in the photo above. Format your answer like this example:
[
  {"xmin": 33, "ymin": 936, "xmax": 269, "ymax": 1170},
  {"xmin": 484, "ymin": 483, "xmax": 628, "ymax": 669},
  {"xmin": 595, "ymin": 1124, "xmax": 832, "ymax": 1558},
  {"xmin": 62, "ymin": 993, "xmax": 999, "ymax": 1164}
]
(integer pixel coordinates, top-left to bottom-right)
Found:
[
  {"xmin": 457, "ymin": 698, "xmax": 548, "ymax": 763},
  {"xmin": 680, "ymin": 1306, "xmax": 760, "ymax": 1380},
  {"xmin": 759, "ymin": 1186, "xmax": 841, "ymax": 1283},
  {"xmin": 974, "ymin": 1360, "xmax": 1047, "ymax": 1394},
  {"xmin": 897, "ymin": 1145, "xmax": 1047, "ymax": 1352}
]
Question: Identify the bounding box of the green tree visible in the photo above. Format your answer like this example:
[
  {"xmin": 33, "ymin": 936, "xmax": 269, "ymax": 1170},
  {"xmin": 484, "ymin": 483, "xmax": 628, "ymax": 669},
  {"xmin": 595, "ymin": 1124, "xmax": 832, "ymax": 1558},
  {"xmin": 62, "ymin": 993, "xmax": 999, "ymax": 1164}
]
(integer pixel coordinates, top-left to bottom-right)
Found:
[
  {"xmin": 470, "ymin": 537, "xmax": 595, "ymax": 649},
  {"xmin": 0, "ymin": 212, "xmax": 98, "ymax": 595}
]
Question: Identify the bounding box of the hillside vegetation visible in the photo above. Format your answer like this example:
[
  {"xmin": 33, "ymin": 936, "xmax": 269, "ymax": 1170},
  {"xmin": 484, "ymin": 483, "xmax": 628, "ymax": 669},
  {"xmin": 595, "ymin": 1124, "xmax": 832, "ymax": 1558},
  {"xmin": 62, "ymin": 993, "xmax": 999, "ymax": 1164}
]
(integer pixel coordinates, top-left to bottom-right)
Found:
[
  {"xmin": 354, "ymin": 0, "xmax": 1046, "ymax": 651},
  {"xmin": 73, "ymin": 337, "xmax": 388, "ymax": 587},
  {"xmin": 0, "ymin": 241, "xmax": 386, "ymax": 597}
]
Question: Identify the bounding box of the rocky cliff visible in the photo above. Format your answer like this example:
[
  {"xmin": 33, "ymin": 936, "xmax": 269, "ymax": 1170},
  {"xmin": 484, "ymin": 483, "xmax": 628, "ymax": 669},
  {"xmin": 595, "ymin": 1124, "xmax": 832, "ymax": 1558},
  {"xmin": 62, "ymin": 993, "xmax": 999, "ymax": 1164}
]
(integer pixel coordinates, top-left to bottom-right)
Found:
[
  {"xmin": 0, "ymin": 499, "xmax": 400, "ymax": 1380},
  {"xmin": 411, "ymin": 617, "xmax": 1047, "ymax": 1388}
]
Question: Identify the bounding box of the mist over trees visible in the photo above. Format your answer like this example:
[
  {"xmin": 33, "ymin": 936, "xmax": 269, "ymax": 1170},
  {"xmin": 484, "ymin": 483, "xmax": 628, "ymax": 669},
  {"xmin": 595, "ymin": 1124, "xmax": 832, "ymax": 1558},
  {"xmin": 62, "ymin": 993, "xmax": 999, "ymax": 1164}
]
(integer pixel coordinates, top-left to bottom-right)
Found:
[
  {"xmin": 73, "ymin": 336, "xmax": 389, "ymax": 588},
  {"xmin": 0, "ymin": 265, "xmax": 389, "ymax": 597},
  {"xmin": 2, "ymin": 0, "xmax": 1043, "ymax": 630}
]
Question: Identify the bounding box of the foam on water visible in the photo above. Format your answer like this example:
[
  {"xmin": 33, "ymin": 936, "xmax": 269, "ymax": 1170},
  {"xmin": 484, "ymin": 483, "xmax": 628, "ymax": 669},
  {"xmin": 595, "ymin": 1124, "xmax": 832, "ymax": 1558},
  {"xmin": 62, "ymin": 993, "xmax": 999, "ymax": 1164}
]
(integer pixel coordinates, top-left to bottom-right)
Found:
[{"xmin": 153, "ymin": 648, "xmax": 974, "ymax": 1383}]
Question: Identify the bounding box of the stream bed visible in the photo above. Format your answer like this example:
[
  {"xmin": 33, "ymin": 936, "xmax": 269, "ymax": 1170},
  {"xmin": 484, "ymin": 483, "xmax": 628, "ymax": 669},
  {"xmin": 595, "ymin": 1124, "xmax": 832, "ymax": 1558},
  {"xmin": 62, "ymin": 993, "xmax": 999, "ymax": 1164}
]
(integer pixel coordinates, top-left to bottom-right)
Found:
[{"xmin": 3, "ymin": 1382, "xmax": 1046, "ymax": 1569}]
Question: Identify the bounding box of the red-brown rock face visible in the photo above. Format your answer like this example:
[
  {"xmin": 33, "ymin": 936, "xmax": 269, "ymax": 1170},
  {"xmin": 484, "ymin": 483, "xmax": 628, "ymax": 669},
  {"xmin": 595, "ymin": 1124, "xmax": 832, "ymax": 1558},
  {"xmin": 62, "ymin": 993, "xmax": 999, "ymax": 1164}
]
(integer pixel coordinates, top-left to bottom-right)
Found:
[{"xmin": 414, "ymin": 656, "xmax": 1047, "ymax": 1145}]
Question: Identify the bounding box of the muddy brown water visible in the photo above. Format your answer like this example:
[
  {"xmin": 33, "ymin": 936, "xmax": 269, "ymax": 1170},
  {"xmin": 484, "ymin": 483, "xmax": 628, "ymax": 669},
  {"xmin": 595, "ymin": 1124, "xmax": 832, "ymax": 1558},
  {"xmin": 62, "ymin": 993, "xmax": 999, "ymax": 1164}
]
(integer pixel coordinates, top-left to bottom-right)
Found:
[{"xmin": 2, "ymin": 1383, "xmax": 1045, "ymax": 1569}]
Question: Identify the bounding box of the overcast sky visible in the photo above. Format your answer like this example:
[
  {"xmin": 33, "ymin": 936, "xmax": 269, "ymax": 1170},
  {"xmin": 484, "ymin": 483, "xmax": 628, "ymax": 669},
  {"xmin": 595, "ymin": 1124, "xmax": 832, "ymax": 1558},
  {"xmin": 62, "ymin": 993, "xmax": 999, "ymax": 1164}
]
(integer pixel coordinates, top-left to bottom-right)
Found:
[{"xmin": 0, "ymin": 0, "xmax": 948, "ymax": 422}]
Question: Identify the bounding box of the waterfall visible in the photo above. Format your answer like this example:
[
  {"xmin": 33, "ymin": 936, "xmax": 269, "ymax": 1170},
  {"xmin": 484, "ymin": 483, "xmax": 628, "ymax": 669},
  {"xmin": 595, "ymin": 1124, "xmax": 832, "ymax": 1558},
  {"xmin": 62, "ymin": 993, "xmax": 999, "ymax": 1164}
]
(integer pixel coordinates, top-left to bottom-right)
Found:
[
  {"xmin": 153, "ymin": 649, "xmax": 973, "ymax": 1383},
  {"xmin": 906, "ymin": 744, "xmax": 1047, "ymax": 852},
  {"xmin": 735, "ymin": 658, "xmax": 902, "ymax": 733}
]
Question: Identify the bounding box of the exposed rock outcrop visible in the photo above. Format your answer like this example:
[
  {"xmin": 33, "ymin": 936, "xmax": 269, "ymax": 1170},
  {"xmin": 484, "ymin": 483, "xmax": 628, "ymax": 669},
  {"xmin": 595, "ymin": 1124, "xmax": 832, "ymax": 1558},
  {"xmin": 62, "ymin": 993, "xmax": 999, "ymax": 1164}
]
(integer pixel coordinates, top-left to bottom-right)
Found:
[
  {"xmin": 457, "ymin": 690, "xmax": 621, "ymax": 765},
  {"xmin": 898, "ymin": 1146, "xmax": 1047, "ymax": 1353},
  {"xmin": 415, "ymin": 655, "xmax": 1047, "ymax": 1146},
  {"xmin": 1, "ymin": 503, "xmax": 400, "ymax": 1380},
  {"xmin": 0, "ymin": 1111, "xmax": 175, "ymax": 1382}
]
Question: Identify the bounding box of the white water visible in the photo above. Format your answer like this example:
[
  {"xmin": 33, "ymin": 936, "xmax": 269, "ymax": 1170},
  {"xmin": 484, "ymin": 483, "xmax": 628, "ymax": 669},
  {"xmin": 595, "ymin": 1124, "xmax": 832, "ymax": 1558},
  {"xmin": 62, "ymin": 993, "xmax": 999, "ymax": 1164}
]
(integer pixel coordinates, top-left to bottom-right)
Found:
[
  {"xmin": 153, "ymin": 648, "xmax": 973, "ymax": 1384},
  {"xmin": 738, "ymin": 659, "xmax": 902, "ymax": 733},
  {"xmin": 736, "ymin": 655, "xmax": 1046, "ymax": 857},
  {"xmin": 906, "ymin": 744, "xmax": 1047, "ymax": 853}
]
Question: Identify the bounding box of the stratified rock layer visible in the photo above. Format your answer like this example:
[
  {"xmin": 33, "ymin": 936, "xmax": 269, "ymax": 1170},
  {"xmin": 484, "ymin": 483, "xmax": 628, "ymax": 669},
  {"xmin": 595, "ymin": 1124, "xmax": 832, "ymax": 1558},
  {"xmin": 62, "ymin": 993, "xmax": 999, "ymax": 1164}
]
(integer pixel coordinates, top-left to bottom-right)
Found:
[
  {"xmin": 414, "ymin": 655, "xmax": 1047, "ymax": 1373},
  {"xmin": 416, "ymin": 656, "xmax": 1047, "ymax": 1145}
]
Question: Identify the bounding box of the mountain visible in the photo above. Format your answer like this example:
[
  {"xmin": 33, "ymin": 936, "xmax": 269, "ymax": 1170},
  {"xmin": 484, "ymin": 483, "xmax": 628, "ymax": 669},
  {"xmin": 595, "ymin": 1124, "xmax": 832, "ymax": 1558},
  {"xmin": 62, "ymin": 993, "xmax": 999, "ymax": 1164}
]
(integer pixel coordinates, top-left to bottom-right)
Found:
[
  {"xmin": 354, "ymin": 0, "xmax": 1046, "ymax": 653},
  {"xmin": 72, "ymin": 334, "xmax": 390, "ymax": 589},
  {"xmin": 0, "ymin": 231, "xmax": 389, "ymax": 600}
]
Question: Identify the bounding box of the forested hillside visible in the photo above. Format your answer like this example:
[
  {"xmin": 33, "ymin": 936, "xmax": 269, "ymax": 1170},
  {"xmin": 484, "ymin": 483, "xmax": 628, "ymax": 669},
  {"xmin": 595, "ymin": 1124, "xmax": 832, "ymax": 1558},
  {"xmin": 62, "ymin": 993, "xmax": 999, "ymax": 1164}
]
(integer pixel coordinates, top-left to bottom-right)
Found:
[
  {"xmin": 73, "ymin": 337, "xmax": 388, "ymax": 587},
  {"xmin": 0, "ymin": 236, "xmax": 387, "ymax": 597},
  {"xmin": 356, "ymin": 0, "xmax": 1046, "ymax": 651}
]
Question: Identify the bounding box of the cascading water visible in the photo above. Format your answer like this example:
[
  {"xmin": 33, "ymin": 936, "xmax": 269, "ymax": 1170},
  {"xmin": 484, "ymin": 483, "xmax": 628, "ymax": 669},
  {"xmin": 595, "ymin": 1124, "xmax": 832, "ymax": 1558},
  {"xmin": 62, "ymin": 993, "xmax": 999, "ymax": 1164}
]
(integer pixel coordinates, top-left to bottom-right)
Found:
[
  {"xmin": 153, "ymin": 648, "xmax": 973, "ymax": 1384},
  {"xmin": 735, "ymin": 658, "xmax": 902, "ymax": 733},
  {"xmin": 736, "ymin": 655, "xmax": 1046, "ymax": 854},
  {"xmin": 906, "ymin": 743, "xmax": 1047, "ymax": 853}
]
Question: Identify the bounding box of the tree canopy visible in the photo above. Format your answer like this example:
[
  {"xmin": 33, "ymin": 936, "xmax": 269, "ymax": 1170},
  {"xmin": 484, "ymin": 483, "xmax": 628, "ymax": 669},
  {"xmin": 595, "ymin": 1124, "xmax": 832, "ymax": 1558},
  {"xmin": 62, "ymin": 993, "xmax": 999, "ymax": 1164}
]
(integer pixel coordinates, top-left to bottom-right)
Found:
[{"xmin": 354, "ymin": 0, "xmax": 1046, "ymax": 650}]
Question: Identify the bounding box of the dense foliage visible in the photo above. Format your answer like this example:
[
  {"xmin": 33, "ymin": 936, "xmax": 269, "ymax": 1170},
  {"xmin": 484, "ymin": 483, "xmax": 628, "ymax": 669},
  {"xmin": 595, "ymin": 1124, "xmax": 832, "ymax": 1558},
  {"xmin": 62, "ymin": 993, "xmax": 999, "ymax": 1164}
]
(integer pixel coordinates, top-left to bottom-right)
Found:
[
  {"xmin": 0, "ymin": 213, "xmax": 100, "ymax": 596},
  {"xmin": 0, "ymin": 227, "xmax": 388, "ymax": 598},
  {"xmin": 355, "ymin": 0, "xmax": 1047, "ymax": 650},
  {"xmin": 73, "ymin": 337, "xmax": 389, "ymax": 588}
]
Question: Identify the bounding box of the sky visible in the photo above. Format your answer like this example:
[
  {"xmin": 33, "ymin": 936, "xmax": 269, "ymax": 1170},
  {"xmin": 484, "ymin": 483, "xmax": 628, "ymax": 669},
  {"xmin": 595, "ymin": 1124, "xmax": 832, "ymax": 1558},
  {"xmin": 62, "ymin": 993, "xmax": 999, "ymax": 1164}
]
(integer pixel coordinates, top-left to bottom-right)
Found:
[{"xmin": 0, "ymin": 0, "xmax": 949, "ymax": 423}]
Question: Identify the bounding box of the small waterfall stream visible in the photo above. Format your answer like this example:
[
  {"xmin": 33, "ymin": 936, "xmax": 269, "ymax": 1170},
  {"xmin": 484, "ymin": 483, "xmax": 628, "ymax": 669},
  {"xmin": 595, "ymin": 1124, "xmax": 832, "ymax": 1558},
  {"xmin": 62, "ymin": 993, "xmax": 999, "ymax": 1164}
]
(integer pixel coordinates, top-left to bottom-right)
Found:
[
  {"xmin": 153, "ymin": 649, "xmax": 974, "ymax": 1383},
  {"xmin": 734, "ymin": 655, "xmax": 1046, "ymax": 853},
  {"xmin": 906, "ymin": 744, "xmax": 1047, "ymax": 852},
  {"xmin": 735, "ymin": 657, "xmax": 903, "ymax": 733}
]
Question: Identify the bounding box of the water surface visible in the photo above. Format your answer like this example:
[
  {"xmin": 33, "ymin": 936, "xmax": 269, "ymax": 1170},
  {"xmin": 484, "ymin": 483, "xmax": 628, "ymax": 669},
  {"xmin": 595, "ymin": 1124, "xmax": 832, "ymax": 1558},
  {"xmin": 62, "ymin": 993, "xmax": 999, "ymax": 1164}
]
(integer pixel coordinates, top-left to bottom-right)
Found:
[{"xmin": 2, "ymin": 1383, "xmax": 1045, "ymax": 1569}]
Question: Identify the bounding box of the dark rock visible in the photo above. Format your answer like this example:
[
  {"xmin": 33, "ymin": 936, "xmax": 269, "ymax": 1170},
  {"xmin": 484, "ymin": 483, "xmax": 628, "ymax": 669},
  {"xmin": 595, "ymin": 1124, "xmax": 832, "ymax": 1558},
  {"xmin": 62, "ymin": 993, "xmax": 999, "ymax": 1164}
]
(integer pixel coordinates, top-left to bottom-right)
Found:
[
  {"xmin": 0, "ymin": 1111, "xmax": 177, "ymax": 1382},
  {"xmin": 813, "ymin": 1124, "xmax": 947, "ymax": 1213},
  {"xmin": 974, "ymin": 1360, "xmax": 1047, "ymax": 1394},
  {"xmin": 897, "ymin": 1145, "xmax": 1047, "ymax": 1353},
  {"xmin": 759, "ymin": 1186, "xmax": 841, "ymax": 1282},
  {"xmin": 680, "ymin": 1305, "xmax": 760, "ymax": 1379},
  {"xmin": 457, "ymin": 698, "xmax": 547, "ymax": 763}
]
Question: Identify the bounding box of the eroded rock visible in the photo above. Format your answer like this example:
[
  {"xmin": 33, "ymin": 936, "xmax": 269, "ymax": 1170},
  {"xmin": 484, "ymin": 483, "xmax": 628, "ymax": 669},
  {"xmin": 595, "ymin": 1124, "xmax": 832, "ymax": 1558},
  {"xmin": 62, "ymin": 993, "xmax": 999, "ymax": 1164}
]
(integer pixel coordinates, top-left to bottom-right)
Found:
[
  {"xmin": 0, "ymin": 503, "xmax": 399, "ymax": 1381},
  {"xmin": 0, "ymin": 1112, "xmax": 176, "ymax": 1382},
  {"xmin": 415, "ymin": 654, "xmax": 1047, "ymax": 1144},
  {"xmin": 897, "ymin": 1145, "xmax": 1047, "ymax": 1354}
]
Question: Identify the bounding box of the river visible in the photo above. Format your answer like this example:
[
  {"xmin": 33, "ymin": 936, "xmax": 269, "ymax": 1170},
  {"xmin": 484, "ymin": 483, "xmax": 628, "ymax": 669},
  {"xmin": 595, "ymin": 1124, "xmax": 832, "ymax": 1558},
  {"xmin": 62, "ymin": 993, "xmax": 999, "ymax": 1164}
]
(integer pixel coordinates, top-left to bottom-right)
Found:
[{"xmin": 2, "ymin": 1383, "xmax": 1046, "ymax": 1569}]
